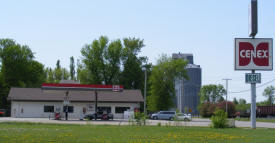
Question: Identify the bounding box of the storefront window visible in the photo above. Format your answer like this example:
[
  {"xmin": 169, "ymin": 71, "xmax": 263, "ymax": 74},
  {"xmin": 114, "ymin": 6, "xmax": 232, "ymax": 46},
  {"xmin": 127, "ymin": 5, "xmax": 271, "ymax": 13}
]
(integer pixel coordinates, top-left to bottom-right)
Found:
[
  {"xmin": 115, "ymin": 107, "xmax": 130, "ymax": 113},
  {"xmin": 97, "ymin": 107, "xmax": 111, "ymax": 113},
  {"xmin": 63, "ymin": 106, "xmax": 74, "ymax": 113},
  {"xmin": 44, "ymin": 106, "xmax": 54, "ymax": 113}
]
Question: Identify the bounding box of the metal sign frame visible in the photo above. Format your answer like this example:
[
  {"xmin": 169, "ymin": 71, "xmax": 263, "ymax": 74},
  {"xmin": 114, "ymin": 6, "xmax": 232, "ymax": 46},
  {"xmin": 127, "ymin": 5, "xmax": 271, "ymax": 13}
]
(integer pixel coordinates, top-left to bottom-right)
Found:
[{"xmin": 235, "ymin": 38, "xmax": 273, "ymax": 70}]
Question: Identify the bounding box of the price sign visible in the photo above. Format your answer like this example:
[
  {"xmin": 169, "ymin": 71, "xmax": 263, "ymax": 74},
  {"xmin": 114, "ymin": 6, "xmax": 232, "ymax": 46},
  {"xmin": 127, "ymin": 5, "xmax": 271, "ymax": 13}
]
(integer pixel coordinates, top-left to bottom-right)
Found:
[{"xmin": 245, "ymin": 73, "xmax": 261, "ymax": 83}]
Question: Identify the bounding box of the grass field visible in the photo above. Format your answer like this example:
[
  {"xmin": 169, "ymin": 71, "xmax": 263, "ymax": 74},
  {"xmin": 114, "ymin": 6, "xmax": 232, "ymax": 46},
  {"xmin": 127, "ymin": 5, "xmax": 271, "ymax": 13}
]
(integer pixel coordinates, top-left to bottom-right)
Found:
[
  {"xmin": 235, "ymin": 118, "xmax": 275, "ymax": 123},
  {"xmin": 0, "ymin": 122, "xmax": 275, "ymax": 143}
]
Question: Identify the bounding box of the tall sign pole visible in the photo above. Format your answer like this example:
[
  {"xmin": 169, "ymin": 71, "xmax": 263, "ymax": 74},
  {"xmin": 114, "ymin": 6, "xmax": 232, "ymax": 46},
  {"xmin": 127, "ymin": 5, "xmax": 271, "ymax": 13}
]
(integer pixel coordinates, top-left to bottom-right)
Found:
[
  {"xmin": 235, "ymin": 0, "xmax": 273, "ymax": 129},
  {"xmin": 249, "ymin": 0, "xmax": 258, "ymax": 38},
  {"xmin": 251, "ymin": 69, "xmax": 256, "ymax": 128},
  {"xmin": 250, "ymin": 0, "xmax": 257, "ymax": 129}
]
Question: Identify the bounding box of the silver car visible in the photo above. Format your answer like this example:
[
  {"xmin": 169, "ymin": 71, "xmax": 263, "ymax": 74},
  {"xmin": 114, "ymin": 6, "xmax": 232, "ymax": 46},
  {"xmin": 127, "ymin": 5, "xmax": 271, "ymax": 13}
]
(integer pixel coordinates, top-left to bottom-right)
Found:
[
  {"xmin": 174, "ymin": 113, "xmax": 192, "ymax": 121},
  {"xmin": 151, "ymin": 111, "xmax": 176, "ymax": 120}
]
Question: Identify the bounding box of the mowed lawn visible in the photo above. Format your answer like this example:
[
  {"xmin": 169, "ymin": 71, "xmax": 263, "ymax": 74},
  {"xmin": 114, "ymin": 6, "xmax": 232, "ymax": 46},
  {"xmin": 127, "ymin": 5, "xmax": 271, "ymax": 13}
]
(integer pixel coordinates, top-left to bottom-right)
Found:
[{"xmin": 0, "ymin": 122, "xmax": 275, "ymax": 143}]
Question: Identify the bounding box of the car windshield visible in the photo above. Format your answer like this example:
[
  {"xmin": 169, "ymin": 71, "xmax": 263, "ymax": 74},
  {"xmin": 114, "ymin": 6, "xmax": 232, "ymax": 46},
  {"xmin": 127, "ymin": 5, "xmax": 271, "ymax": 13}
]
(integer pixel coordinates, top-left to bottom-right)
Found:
[{"xmin": 177, "ymin": 113, "xmax": 185, "ymax": 116}]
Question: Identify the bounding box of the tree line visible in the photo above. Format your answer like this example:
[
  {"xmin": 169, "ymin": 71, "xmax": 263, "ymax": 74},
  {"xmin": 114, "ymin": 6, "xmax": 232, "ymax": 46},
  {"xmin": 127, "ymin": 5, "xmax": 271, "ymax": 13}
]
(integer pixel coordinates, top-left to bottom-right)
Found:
[
  {"xmin": 199, "ymin": 84, "xmax": 275, "ymax": 117},
  {"xmin": 0, "ymin": 37, "xmax": 188, "ymax": 113}
]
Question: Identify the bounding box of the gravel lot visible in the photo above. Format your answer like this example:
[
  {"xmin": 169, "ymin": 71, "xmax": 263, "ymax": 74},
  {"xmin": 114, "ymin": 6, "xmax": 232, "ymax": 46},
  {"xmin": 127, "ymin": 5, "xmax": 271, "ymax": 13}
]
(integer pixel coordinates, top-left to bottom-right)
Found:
[{"xmin": 1, "ymin": 117, "xmax": 275, "ymax": 128}]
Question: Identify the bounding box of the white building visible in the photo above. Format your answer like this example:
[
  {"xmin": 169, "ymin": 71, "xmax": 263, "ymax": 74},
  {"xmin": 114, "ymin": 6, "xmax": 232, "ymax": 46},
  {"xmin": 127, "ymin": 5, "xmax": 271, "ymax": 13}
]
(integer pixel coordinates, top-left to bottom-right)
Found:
[{"xmin": 8, "ymin": 88, "xmax": 143, "ymax": 119}]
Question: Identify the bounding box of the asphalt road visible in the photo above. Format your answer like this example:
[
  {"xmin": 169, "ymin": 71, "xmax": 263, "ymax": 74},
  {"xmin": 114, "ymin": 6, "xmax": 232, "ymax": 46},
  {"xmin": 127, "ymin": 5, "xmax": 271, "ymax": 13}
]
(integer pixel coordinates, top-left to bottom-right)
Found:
[{"xmin": 1, "ymin": 117, "xmax": 275, "ymax": 128}]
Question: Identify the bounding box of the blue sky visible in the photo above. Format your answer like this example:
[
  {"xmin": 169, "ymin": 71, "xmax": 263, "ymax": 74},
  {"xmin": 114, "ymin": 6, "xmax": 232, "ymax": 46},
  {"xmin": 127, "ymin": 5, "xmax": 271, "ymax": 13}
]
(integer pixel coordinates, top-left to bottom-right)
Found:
[{"xmin": 1, "ymin": 0, "xmax": 275, "ymax": 102}]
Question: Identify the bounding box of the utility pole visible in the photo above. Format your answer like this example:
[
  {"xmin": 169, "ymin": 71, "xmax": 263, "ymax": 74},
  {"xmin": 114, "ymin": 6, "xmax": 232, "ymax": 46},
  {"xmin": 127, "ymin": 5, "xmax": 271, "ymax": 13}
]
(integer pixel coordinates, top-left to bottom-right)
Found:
[
  {"xmin": 223, "ymin": 79, "xmax": 232, "ymax": 114},
  {"xmin": 179, "ymin": 78, "xmax": 182, "ymax": 113},
  {"xmin": 144, "ymin": 69, "xmax": 147, "ymax": 115}
]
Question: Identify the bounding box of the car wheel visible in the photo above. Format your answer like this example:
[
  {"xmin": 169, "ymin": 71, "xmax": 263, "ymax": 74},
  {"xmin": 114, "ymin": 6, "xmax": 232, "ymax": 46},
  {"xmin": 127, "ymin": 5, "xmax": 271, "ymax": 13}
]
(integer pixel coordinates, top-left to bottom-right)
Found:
[
  {"xmin": 169, "ymin": 117, "xmax": 174, "ymax": 121},
  {"xmin": 153, "ymin": 116, "xmax": 158, "ymax": 120}
]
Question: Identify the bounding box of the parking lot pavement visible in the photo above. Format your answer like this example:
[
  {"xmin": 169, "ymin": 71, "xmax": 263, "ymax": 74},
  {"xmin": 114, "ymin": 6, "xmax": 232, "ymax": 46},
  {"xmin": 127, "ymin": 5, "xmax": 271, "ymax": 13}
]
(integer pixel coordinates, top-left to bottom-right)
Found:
[
  {"xmin": 1, "ymin": 117, "xmax": 275, "ymax": 128},
  {"xmin": 0, "ymin": 117, "xmax": 131, "ymax": 125}
]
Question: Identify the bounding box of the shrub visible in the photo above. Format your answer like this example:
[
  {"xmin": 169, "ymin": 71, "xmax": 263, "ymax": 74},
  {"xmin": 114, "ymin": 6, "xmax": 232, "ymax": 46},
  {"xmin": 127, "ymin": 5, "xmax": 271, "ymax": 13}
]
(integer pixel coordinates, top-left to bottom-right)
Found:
[
  {"xmin": 211, "ymin": 109, "xmax": 228, "ymax": 128},
  {"xmin": 217, "ymin": 101, "xmax": 236, "ymax": 117},
  {"xmin": 199, "ymin": 102, "xmax": 216, "ymax": 117},
  {"xmin": 134, "ymin": 112, "xmax": 147, "ymax": 126},
  {"xmin": 157, "ymin": 122, "xmax": 161, "ymax": 126}
]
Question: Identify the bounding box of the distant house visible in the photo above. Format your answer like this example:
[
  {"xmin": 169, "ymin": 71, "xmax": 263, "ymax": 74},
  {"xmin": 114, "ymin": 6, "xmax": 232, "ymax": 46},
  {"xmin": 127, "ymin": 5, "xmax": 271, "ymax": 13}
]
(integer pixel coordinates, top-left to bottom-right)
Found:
[{"xmin": 7, "ymin": 87, "xmax": 143, "ymax": 119}]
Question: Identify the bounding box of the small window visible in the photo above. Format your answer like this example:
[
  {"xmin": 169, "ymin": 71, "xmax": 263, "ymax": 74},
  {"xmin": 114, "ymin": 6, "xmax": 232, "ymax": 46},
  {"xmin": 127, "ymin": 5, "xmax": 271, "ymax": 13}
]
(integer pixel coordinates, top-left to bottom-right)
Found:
[
  {"xmin": 97, "ymin": 107, "xmax": 111, "ymax": 113},
  {"xmin": 44, "ymin": 106, "xmax": 54, "ymax": 113},
  {"xmin": 164, "ymin": 111, "xmax": 175, "ymax": 114},
  {"xmin": 63, "ymin": 106, "xmax": 74, "ymax": 113},
  {"xmin": 115, "ymin": 107, "xmax": 130, "ymax": 113}
]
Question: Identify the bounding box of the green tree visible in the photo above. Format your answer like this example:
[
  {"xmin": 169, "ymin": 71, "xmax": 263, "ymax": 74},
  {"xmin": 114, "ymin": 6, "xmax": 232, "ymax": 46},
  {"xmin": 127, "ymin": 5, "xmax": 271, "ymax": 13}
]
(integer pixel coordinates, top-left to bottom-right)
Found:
[
  {"xmin": 76, "ymin": 59, "xmax": 91, "ymax": 84},
  {"xmin": 199, "ymin": 84, "xmax": 226, "ymax": 104},
  {"xmin": 54, "ymin": 60, "xmax": 62, "ymax": 82},
  {"xmin": 0, "ymin": 39, "xmax": 45, "ymax": 87},
  {"xmin": 147, "ymin": 55, "xmax": 188, "ymax": 111},
  {"xmin": 45, "ymin": 68, "xmax": 55, "ymax": 83},
  {"xmin": 263, "ymin": 86, "xmax": 275, "ymax": 105},
  {"xmin": 233, "ymin": 97, "xmax": 239, "ymax": 105},
  {"xmin": 238, "ymin": 98, "xmax": 246, "ymax": 105},
  {"xmin": 45, "ymin": 60, "xmax": 70, "ymax": 83},
  {"xmin": 0, "ymin": 38, "xmax": 46, "ymax": 108},
  {"xmin": 80, "ymin": 36, "xmax": 123, "ymax": 84},
  {"xmin": 61, "ymin": 68, "xmax": 69, "ymax": 80},
  {"xmin": 70, "ymin": 56, "xmax": 75, "ymax": 80},
  {"xmin": 120, "ymin": 38, "xmax": 147, "ymax": 89},
  {"xmin": 56, "ymin": 60, "xmax": 61, "ymax": 69}
]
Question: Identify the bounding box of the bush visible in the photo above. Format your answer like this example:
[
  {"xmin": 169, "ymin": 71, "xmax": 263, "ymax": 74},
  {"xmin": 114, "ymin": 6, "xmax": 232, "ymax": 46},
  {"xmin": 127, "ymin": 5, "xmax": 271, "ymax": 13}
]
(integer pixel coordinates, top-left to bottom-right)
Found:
[
  {"xmin": 211, "ymin": 109, "xmax": 228, "ymax": 128},
  {"xmin": 157, "ymin": 122, "xmax": 161, "ymax": 126},
  {"xmin": 199, "ymin": 102, "xmax": 216, "ymax": 117},
  {"xmin": 134, "ymin": 112, "xmax": 147, "ymax": 126},
  {"xmin": 217, "ymin": 101, "xmax": 236, "ymax": 117},
  {"xmin": 199, "ymin": 101, "xmax": 236, "ymax": 118}
]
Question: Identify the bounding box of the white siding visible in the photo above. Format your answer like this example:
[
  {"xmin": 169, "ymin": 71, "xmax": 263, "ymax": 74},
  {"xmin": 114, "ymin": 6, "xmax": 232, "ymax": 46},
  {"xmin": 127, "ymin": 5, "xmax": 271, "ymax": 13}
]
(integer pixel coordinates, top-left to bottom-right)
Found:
[{"xmin": 11, "ymin": 101, "xmax": 140, "ymax": 119}]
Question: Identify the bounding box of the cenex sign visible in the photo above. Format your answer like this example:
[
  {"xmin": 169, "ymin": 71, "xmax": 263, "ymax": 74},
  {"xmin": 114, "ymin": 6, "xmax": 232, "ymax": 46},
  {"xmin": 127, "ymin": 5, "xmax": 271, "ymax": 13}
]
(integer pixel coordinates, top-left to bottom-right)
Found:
[{"xmin": 235, "ymin": 38, "xmax": 273, "ymax": 70}]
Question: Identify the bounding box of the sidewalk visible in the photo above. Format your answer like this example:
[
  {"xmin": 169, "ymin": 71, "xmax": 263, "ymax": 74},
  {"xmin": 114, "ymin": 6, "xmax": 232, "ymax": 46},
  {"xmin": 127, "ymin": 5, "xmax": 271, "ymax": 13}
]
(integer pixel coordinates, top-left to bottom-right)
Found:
[{"xmin": 1, "ymin": 117, "xmax": 275, "ymax": 128}]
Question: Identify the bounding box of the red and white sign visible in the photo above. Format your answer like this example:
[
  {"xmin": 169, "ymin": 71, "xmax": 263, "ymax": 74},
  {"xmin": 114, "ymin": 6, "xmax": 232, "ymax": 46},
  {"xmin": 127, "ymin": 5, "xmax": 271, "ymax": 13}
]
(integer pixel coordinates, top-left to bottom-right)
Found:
[
  {"xmin": 112, "ymin": 85, "xmax": 120, "ymax": 92},
  {"xmin": 235, "ymin": 38, "xmax": 273, "ymax": 70}
]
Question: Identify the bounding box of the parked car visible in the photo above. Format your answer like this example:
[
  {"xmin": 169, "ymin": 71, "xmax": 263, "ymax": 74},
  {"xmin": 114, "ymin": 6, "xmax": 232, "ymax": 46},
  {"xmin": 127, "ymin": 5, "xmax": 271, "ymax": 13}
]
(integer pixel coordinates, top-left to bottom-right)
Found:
[
  {"xmin": 174, "ymin": 113, "xmax": 192, "ymax": 121},
  {"xmin": 150, "ymin": 111, "xmax": 176, "ymax": 120},
  {"xmin": 84, "ymin": 111, "xmax": 113, "ymax": 120},
  {"xmin": 0, "ymin": 109, "xmax": 6, "ymax": 117}
]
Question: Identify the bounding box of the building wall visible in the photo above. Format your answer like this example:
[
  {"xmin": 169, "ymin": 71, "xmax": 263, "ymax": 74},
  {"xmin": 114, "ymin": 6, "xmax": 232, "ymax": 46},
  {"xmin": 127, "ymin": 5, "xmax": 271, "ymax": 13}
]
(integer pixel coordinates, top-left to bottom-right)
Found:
[
  {"xmin": 11, "ymin": 101, "xmax": 140, "ymax": 119},
  {"xmin": 182, "ymin": 67, "xmax": 201, "ymax": 114},
  {"xmin": 173, "ymin": 53, "xmax": 201, "ymax": 115}
]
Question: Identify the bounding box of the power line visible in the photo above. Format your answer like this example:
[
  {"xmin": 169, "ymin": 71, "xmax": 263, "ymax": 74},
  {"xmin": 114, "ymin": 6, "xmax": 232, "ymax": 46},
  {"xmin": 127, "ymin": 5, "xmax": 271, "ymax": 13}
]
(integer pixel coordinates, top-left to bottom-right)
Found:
[{"xmin": 229, "ymin": 78, "xmax": 275, "ymax": 94}]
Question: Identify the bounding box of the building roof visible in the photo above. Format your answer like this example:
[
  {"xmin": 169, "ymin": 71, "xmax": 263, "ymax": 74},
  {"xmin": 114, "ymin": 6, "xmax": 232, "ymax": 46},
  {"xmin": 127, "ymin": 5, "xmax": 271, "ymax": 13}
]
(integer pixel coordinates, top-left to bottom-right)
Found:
[
  {"xmin": 186, "ymin": 64, "xmax": 201, "ymax": 68},
  {"xmin": 7, "ymin": 88, "xmax": 144, "ymax": 103},
  {"xmin": 59, "ymin": 80, "xmax": 80, "ymax": 84}
]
